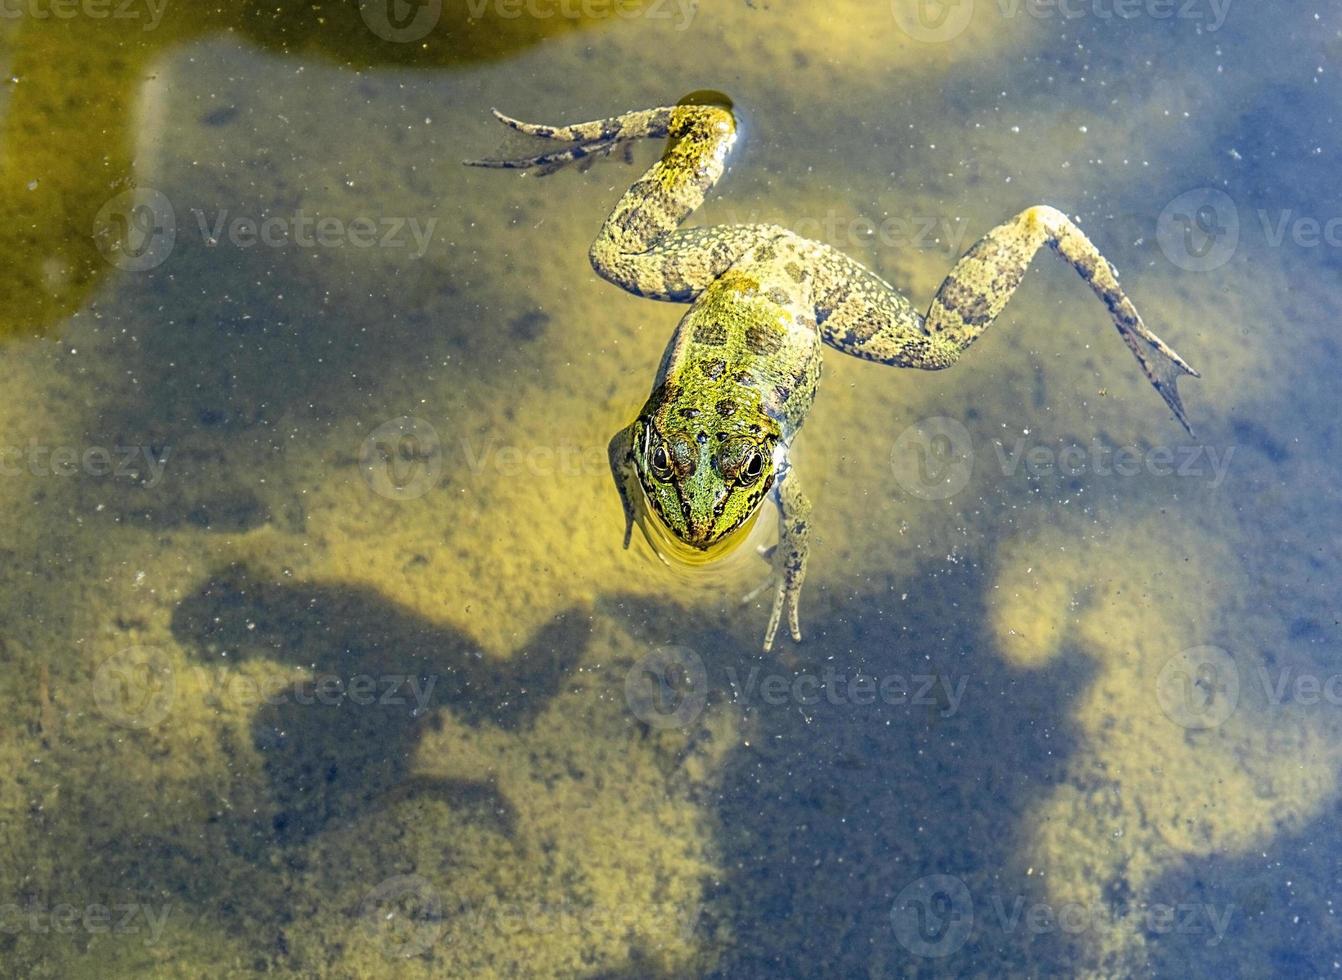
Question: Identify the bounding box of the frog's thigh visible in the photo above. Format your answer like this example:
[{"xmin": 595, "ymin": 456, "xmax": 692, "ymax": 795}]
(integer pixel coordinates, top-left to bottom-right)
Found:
[
  {"xmin": 805, "ymin": 241, "xmax": 954, "ymax": 369},
  {"xmin": 591, "ymin": 224, "xmax": 783, "ymax": 301}
]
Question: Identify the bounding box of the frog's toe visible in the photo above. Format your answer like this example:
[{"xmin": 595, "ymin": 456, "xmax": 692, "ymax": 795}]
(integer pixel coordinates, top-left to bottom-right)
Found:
[
  {"xmin": 741, "ymin": 573, "xmax": 774, "ymax": 606},
  {"xmin": 491, "ymin": 108, "xmax": 547, "ymax": 135}
]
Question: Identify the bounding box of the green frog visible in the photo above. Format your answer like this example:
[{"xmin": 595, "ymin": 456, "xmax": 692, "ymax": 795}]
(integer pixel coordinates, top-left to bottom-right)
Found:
[{"xmin": 467, "ymin": 96, "xmax": 1199, "ymax": 652}]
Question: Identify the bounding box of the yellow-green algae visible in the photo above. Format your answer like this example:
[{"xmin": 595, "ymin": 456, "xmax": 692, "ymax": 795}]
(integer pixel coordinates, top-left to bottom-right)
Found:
[{"xmin": 1, "ymin": 1, "xmax": 1340, "ymax": 976}]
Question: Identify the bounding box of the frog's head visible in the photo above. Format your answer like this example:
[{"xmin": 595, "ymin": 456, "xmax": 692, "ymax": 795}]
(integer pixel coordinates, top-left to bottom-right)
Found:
[{"xmin": 633, "ymin": 399, "xmax": 780, "ymax": 561}]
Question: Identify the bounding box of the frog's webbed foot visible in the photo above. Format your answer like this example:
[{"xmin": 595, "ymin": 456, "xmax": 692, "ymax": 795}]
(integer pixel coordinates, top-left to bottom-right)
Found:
[{"xmin": 743, "ymin": 465, "xmax": 810, "ymax": 653}]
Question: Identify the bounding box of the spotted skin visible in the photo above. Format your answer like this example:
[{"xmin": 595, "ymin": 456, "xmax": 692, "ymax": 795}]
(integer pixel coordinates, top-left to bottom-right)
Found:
[{"xmin": 467, "ymin": 99, "xmax": 1199, "ymax": 651}]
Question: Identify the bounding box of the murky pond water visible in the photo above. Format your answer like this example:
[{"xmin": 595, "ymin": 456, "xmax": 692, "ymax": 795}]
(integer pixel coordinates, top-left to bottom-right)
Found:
[{"xmin": 2, "ymin": 1, "xmax": 1340, "ymax": 976}]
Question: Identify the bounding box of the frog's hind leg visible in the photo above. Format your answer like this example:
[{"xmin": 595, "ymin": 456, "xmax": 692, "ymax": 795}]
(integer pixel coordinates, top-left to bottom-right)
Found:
[
  {"xmin": 807, "ymin": 206, "xmax": 1200, "ymax": 432},
  {"xmin": 926, "ymin": 205, "xmax": 1199, "ymax": 430},
  {"xmin": 467, "ymin": 103, "xmax": 785, "ymax": 302}
]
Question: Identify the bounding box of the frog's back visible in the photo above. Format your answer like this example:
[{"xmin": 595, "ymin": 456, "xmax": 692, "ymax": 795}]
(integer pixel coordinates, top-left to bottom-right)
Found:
[{"xmin": 649, "ymin": 238, "xmax": 822, "ymax": 440}]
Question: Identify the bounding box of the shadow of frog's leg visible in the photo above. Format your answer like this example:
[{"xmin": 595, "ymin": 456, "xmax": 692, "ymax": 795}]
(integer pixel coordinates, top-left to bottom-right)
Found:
[
  {"xmin": 762, "ymin": 459, "xmax": 810, "ymax": 653},
  {"xmin": 468, "ymin": 104, "xmax": 783, "ymax": 301}
]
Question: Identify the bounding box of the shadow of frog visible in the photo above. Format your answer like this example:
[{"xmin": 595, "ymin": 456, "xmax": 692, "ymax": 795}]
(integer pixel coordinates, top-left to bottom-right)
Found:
[
  {"xmin": 2, "ymin": 0, "xmax": 627, "ymax": 338},
  {"xmin": 171, "ymin": 562, "xmax": 591, "ymax": 847}
]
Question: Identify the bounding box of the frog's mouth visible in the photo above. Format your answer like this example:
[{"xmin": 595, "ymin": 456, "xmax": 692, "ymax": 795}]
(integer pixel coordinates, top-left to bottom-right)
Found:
[{"xmin": 635, "ymin": 490, "xmax": 762, "ymax": 566}]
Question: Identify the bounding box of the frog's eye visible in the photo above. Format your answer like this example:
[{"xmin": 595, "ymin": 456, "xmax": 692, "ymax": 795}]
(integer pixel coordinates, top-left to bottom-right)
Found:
[
  {"xmin": 650, "ymin": 443, "xmax": 672, "ymax": 479},
  {"xmin": 740, "ymin": 450, "xmax": 765, "ymax": 485}
]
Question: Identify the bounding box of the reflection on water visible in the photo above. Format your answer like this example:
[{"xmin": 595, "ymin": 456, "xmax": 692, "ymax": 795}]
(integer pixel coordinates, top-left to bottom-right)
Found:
[{"xmin": 3, "ymin": 1, "xmax": 1342, "ymax": 976}]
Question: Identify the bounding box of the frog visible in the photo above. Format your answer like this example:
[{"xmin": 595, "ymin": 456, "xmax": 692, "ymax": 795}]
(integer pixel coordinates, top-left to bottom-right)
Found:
[{"xmin": 467, "ymin": 95, "xmax": 1199, "ymax": 652}]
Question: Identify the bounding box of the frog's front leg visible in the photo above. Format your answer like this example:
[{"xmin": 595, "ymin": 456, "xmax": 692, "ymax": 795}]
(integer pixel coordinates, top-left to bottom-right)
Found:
[
  {"xmin": 755, "ymin": 460, "xmax": 811, "ymax": 653},
  {"xmin": 608, "ymin": 422, "xmax": 642, "ymax": 549}
]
